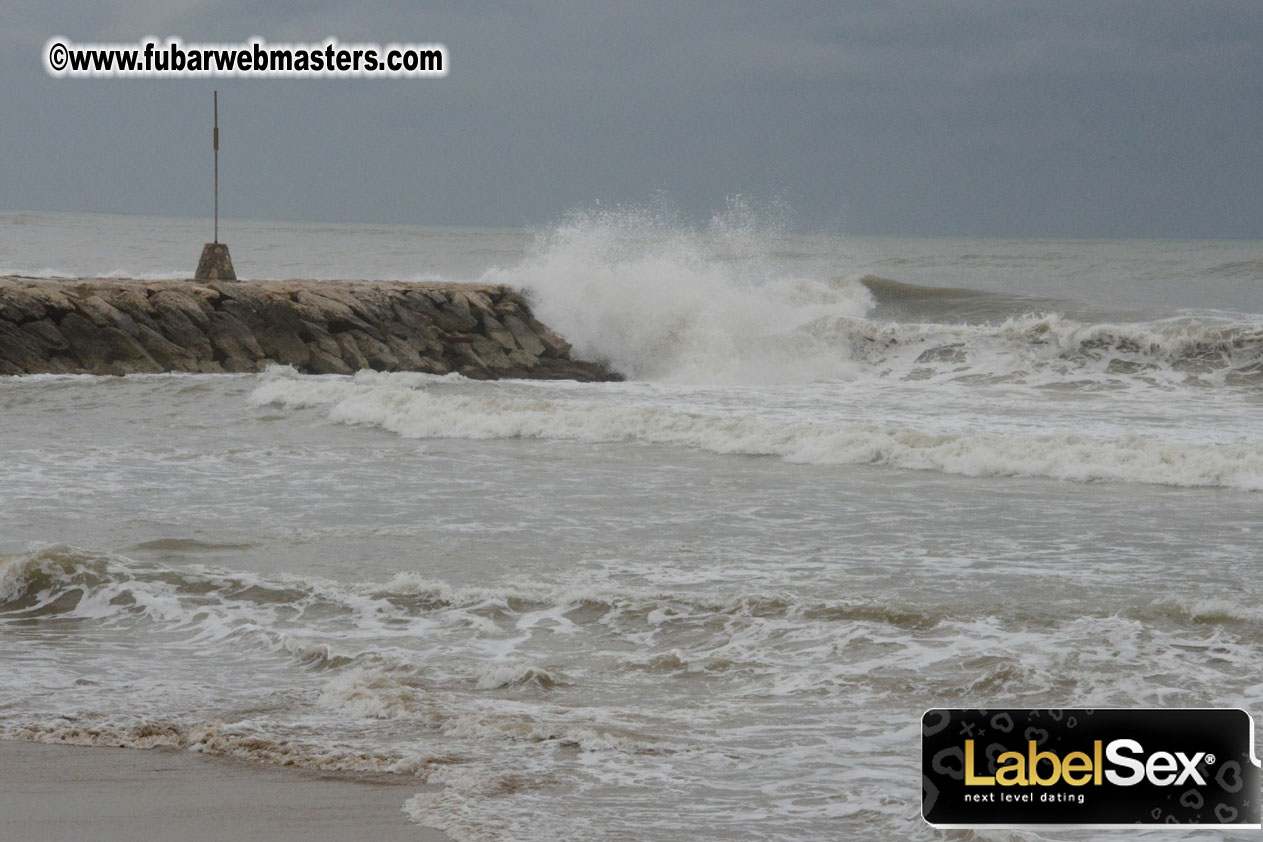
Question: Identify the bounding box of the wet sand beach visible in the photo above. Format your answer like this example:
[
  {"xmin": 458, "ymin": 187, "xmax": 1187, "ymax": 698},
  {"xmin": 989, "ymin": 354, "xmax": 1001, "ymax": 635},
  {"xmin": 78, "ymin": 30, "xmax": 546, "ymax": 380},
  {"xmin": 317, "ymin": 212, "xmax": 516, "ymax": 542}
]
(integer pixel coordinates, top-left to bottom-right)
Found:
[{"xmin": 0, "ymin": 740, "xmax": 450, "ymax": 842}]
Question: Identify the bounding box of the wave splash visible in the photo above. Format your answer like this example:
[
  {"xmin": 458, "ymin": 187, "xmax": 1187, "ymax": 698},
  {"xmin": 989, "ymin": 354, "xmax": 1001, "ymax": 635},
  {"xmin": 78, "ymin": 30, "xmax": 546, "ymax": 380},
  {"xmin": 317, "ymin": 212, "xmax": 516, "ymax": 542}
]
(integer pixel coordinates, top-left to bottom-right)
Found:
[
  {"xmin": 483, "ymin": 201, "xmax": 875, "ymax": 383},
  {"xmin": 481, "ymin": 204, "xmax": 1263, "ymax": 388}
]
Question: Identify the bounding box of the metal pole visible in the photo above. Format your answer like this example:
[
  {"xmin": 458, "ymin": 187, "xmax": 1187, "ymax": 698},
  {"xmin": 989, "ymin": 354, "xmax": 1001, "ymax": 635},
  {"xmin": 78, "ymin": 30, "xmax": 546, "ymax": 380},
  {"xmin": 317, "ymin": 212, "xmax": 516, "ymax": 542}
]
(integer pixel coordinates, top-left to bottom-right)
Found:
[{"xmin": 213, "ymin": 90, "xmax": 219, "ymax": 243}]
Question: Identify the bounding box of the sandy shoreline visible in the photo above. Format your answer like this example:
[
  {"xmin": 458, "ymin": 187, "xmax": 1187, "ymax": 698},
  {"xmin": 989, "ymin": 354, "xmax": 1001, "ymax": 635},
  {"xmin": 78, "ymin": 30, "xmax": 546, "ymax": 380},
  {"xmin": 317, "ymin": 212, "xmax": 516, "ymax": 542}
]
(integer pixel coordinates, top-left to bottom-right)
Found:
[{"xmin": 0, "ymin": 739, "xmax": 451, "ymax": 842}]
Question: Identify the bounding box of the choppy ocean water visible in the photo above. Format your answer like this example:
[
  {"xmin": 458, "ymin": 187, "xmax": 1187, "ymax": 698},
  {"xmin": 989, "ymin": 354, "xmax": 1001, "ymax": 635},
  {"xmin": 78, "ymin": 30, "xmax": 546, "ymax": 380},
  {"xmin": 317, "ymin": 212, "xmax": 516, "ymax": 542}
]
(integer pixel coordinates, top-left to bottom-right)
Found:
[{"xmin": 1, "ymin": 208, "xmax": 1261, "ymax": 841}]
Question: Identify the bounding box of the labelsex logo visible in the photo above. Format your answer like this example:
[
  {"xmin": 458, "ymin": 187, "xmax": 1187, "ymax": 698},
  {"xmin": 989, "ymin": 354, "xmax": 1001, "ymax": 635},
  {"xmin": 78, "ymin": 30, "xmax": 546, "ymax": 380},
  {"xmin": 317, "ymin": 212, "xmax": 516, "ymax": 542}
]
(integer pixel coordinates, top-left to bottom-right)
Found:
[
  {"xmin": 922, "ymin": 708, "xmax": 1260, "ymax": 827},
  {"xmin": 964, "ymin": 738, "xmax": 1209, "ymax": 787}
]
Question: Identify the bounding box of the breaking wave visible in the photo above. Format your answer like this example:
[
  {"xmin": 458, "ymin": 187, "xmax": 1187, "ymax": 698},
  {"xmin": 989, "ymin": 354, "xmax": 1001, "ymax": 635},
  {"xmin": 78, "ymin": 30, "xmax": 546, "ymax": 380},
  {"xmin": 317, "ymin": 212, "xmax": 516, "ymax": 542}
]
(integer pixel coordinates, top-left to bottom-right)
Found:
[
  {"xmin": 250, "ymin": 367, "xmax": 1263, "ymax": 490},
  {"xmin": 483, "ymin": 202, "xmax": 875, "ymax": 382},
  {"xmin": 0, "ymin": 545, "xmax": 948, "ymax": 635},
  {"xmin": 815, "ymin": 307, "xmax": 1263, "ymax": 387},
  {"xmin": 484, "ymin": 206, "xmax": 1263, "ymax": 388}
]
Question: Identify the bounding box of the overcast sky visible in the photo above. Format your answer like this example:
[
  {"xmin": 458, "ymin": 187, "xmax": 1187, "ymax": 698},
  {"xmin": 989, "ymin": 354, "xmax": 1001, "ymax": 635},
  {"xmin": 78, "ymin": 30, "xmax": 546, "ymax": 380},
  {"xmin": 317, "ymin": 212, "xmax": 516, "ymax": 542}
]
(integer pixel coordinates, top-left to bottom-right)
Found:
[{"xmin": 2, "ymin": 1, "xmax": 1260, "ymax": 238}]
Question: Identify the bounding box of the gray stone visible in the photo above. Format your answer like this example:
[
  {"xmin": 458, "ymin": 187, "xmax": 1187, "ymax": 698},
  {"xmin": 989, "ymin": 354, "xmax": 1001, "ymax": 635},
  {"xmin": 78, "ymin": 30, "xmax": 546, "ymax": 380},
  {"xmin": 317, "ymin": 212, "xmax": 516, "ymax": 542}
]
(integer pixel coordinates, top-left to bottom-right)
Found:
[
  {"xmin": 347, "ymin": 330, "xmax": 400, "ymax": 371},
  {"xmin": 333, "ymin": 332, "xmax": 370, "ymax": 372},
  {"xmin": 448, "ymin": 341, "xmax": 483, "ymax": 370},
  {"xmin": 385, "ymin": 334, "xmax": 425, "ymax": 370},
  {"xmin": 428, "ymin": 295, "xmax": 479, "ymax": 334},
  {"xmin": 210, "ymin": 282, "xmax": 272, "ymax": 310},
  {"xmin": 257, "ymin": 320, "xmax": 311, "ymax": 368},
  {"xmin": 482, "ymin": 313, "xmax": 519, "ymax": 353},
  {"xmin": 102, "ymin": 289, "xmax": 161, "ymax": 333},
  {"xmin": 507, "ymin": 349, "xmax": 541, "ymax": 370},
  {"xmin": 533, "ymin": 321, "xmax": 573, "ymax": 357},
  {"xmin": 342, "ymin": 286, "xmax": 397, "ymax": 327},
  {"xmin": 292, "ymin": 290, "xmax": 371, "ymax": 335},
  {"xmin": 152, "ymin": 304, "xmax": 214, "ymax": 358},
  {"xmin": 307, "ymin": 347, "xmax": 355, "ymax": 375},
  {"xmin": 134, "ymin": 324, "xmax": 196, "ymax": 370},
  {"xmin": 151, "ymin": 289, "xmax": 213, "ymax": 331},
  {"xmin": 416, "ymin": 355, "xmax": 450, "ymax": 375},
  {"xmin": 194, "ymin": 243, "xmax": 237, "ymax": 281},
  {"xmin": 503, "ymin": 314, "xmax": 546, "ymax": 357},
  {"xmin": 20, "ymin": 285, "xmax": 75, "ymax": 321},
  {"xmin": 0, "ymin": 277, "xmax": 620, "ymax": 381},
  {"xmin": 209, "ymin": 310, "xmax": 264, "ymax": 362},
  {"xmin": 77, "ymin": 295, "xmax": 141, "ymax": 336},
  {"xmin": 458, "ymin": 289, "xmax": 495, "ymax": 314},
  {"xmin": 0, "ymin": 290, "xmax": 45, "ymax": 324},
  {"xmin": 468, "ymin": 335, "xmax": 512, "ymax": 370},
  {"xmin": 390, "ymin": 297, "xmax": 441, "ymax": 336},
  {"xmin": 21, "ymin": 319, "xmax": 69, "ymax": 353},
  {"xmin": 219, "ymin": 356, "xmax": 257, "ymax": 373},
  {"xmin": 58, "ymin": 312, "xmax": 113, "ymax": 370},
  {"xmin": 100, "ymin": 326, "xmax": 162, "ymax": 372},
  {"xmin": 0, "ymin": 320, "xmax": 47, "ymax": 372}
]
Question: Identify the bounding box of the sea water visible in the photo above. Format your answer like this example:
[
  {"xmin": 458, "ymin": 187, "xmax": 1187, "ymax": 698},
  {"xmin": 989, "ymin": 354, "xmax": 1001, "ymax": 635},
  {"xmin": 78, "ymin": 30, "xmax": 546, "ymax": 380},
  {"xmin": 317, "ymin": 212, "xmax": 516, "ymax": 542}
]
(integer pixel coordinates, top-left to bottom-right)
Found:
[{"xmin": 1, "ymin": 207, "xmax": 1260, "ymax": 841}]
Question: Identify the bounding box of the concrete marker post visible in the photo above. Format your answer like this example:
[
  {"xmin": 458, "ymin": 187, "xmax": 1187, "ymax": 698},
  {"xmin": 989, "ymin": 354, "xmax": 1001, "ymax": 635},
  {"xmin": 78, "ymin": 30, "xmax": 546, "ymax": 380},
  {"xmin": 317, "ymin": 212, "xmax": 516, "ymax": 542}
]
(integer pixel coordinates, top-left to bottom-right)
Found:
[{"xmin": 194, "ymin": 90, "xmax": 237, "ymax": 281}]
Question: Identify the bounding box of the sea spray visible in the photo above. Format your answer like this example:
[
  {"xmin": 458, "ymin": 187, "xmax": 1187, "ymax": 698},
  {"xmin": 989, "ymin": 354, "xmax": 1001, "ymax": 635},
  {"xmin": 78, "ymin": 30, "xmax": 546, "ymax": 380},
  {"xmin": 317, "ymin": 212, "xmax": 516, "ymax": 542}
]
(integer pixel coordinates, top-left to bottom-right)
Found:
[
  {"xmin": 483, "ymin": 202, "xmax": 875, "ymax": 382},
  {"xmin": 483, "ymin": 204, "xmax": 1263, "ymax": 388}
]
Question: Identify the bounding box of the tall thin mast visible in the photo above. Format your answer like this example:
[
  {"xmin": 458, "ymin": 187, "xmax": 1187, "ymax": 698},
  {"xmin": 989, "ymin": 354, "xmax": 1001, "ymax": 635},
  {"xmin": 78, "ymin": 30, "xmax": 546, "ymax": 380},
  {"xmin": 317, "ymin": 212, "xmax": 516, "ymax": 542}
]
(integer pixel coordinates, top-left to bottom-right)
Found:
[
  {"xmin": 194, "ymin": 90, "xmax": 235, "ymax": 281},
  {"xmin": 213, "ymin": 90, "xmax": 219, "ymax": 243}
]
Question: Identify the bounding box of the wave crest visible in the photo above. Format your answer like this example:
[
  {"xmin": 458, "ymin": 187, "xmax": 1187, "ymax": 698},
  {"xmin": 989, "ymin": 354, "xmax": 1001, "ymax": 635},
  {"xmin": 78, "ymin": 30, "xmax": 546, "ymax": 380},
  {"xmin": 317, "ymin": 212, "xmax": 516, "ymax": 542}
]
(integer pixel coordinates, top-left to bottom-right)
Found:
[{"xmin": 251, "ymin": 368, "xmax": 1263, "ymax": 489}]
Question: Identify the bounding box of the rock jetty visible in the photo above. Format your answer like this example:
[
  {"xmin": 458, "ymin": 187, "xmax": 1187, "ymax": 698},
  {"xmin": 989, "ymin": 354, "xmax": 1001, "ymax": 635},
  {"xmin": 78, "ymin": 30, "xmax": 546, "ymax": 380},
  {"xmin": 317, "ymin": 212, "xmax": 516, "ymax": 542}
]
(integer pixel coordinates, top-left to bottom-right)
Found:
[{"xmin": 0, "ymin": 277, "xmax": 619, "ymax": 381}]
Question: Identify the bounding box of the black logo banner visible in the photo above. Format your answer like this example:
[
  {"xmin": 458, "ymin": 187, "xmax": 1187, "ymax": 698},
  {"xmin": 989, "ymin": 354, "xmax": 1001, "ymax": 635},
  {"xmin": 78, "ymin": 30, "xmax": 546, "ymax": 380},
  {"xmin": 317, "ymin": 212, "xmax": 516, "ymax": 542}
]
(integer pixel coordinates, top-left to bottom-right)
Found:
[{"xmin": 922, "ymin": 708, "xmax": 1260, "ymax": 827}]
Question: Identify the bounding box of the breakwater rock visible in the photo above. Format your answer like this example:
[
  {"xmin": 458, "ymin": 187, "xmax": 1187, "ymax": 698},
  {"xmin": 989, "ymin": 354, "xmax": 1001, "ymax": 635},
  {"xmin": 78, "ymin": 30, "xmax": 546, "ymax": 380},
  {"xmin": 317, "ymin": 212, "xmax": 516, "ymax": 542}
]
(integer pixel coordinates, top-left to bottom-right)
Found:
[{"xmin": 0, "ymin": 277, "xmax": 619, "ymax": 381}]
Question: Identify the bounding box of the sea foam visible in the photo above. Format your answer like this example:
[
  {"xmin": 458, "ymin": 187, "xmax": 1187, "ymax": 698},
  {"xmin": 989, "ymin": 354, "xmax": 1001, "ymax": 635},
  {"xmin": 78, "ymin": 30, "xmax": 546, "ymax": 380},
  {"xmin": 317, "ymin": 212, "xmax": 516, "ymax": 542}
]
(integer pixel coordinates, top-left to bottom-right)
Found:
[{"xmin": 251, "ymin": 367, "xmax": 1263, "ymax": 489}]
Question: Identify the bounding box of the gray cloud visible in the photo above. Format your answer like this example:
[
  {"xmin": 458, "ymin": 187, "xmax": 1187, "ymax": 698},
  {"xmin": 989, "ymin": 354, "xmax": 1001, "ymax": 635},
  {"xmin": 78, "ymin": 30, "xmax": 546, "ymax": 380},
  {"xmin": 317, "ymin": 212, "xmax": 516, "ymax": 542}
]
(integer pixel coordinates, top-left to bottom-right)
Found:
[{"xmin": 3, "ymin": 1, "xmax": 1260, "ymax": 237}]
